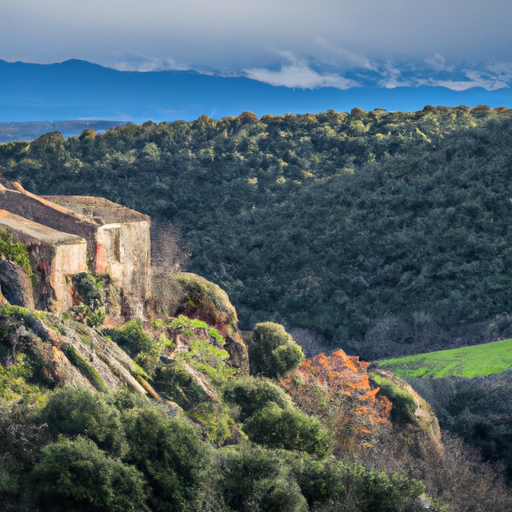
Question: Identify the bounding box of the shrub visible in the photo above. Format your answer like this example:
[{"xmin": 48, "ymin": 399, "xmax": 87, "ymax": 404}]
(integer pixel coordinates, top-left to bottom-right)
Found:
[
  {"xmin": 39, "ymin": 388, "xmax": 127, "ymax": 457},
  {"xmin": 0, "ymin": 229, "xmax": 32, "ymax": 276},
  {"xmin": 71, "ymin": 272, "xmax": 114, "ymax": 327},
  {"xmin": 109, "ymin": 319, "xmax": 154, "ymax": 356},
  {"xmin": 249, "ymin": 322, "xmax": 304, "ymax": 378},
  {"xmin": 223, "ymin": 377, "xmax": 290, "ymax": 421},
  {"xmin": 286, "ymin": 455, "xmax": 428, "ymax": 512},
  {"xmin": 244, "ymin": 403, "xmax": 331, "ymax": 458},
  {"xmin": 29, "ymin": 436, "xmax": 149, "ymax": 512},
  {"xmin": 72, "ymin": 272, "xmax": 105, "ymax": 306},
  {"xmin": 213, "ymin": 444, "xmax": 308, "ymax": 512},
  {"xmin": 121, "ymin": 404, "xmax": 210, "ymax": 512}
]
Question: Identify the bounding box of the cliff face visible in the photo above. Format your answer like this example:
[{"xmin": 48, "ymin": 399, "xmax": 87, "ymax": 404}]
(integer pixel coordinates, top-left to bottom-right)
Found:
[
  {"xmin": 0, "ymin": 184, "xmax": 250, "ymax": 424},
  {"xmin": 371, "ymin": 368, "xmax": 440, "ymax": 440},
  {"xmin": 0, "ymin": 260, "xmax": 35, "ymax": 310},
  {"xmin": 1, "ymin": 210, "xmax": 88, "ymax": 312}
]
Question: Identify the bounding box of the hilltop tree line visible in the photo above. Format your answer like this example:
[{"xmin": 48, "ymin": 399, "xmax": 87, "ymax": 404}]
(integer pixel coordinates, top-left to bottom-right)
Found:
[{"xmin": 3, "ymin": 106, "xmax": 512, "ymax": 357}]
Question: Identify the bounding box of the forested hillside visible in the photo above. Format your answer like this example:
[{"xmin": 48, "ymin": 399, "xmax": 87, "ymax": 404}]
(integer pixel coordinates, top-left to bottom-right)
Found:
[{"xmin": 3, "ymin": 106, "xmax": 512, "ymax": 358}]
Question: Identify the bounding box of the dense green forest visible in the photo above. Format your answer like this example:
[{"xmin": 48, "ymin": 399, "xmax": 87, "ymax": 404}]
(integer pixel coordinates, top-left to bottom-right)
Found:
[
  {"xmin": 3, "ymin": 106, "xmax": 512, "ymax": 358},
  {"xmin": 4, "ymin": 107, "xmax": 512, "ymax": 511}
]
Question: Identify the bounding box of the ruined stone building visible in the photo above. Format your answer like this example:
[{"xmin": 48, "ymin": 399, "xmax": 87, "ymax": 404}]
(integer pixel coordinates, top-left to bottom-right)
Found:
[{"xmin": 0, "ymin": 179, "xmax": 151, "ymax": 315}]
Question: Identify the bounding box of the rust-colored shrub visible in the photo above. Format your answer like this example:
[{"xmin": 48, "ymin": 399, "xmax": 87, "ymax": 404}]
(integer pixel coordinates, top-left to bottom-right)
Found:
[{"xmin": 281, "ymin": 349, "xmax": 392, "ymax": 454}]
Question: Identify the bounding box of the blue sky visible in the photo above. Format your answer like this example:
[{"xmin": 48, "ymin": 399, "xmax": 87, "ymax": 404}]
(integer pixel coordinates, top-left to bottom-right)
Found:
[{"xmin": 1, "ymin": 0, "xmax": 512, "ymax": 91}]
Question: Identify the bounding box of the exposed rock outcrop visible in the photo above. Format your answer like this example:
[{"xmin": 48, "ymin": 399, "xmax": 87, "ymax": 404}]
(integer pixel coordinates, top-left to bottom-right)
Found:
[
  {"xmin": 150, "ymin": 272, "xmax": 249, "ymax": 374},
  {"xmin": 0, "ymin": 180, "xmax": 151, "ymax": 316},
  {"xmin": 0, "ymin": 306, "xmax": 159, "ymax": 398},
  {"xmin": 0, "ymin": 260, "xmax": 34, "ymax": 309},
  {"xmin": 356, "ymin": 368, "xmax": 444, "ymax": 487},
  {"xmin": 0, "ymin": 208, "xmax": 87, "ymax": 312},
  {"xmin": 371, "ymin": 368, "xmax": 440, "ymax": 440}
]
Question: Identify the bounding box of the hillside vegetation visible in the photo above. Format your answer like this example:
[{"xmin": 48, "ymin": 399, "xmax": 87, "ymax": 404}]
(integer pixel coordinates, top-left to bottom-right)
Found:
[
  {"xmin": 377, "ymin": 339, "xmax": 512, "ymax": 378},
  {"xmin": 3, "ymin": 106, "xmax": 512, "ymax": 358},
  {"xmin": 0, "ymin": 279, "xmax": 453, "ymax": 511}
]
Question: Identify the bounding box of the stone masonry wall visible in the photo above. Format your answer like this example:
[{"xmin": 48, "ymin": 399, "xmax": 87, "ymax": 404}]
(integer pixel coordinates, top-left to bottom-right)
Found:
[
  {"xmin": 0, "ymin": 185, "xmax": 98, "ymax": 269},
  {"xmin": 0, "ymin": 183, "xmax": 151, "ymax": 317},
  {"xmin": 0, "ymin": 209, "xmax": 87, "ymax": 312}
]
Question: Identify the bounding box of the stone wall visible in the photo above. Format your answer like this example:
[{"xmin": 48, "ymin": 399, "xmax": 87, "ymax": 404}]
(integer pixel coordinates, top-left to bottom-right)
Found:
[
  {"xmin": 0, "ymin": 182, "xmax": 152, "ymax": 317},
  {"xmin": 0, "ymin": 183, "xmax": 98, "ymax": 268},
  {"xmin": 0, "ymin": 209, "xmax": 87, "ymax": 312}
]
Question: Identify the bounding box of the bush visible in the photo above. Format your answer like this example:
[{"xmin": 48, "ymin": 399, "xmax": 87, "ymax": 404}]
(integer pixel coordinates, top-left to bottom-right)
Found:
[
  {"xmin": 72, "ymin": 272, "xmax": 105, "ymax": 306},
  {"xmin": 39, "ymin": 388, "xmax": 127, "ymax": 457},
  {"xmin": 244, "ymin": 403, "xmax": 331, "ymax": 458},
  {"xmin": 249, "ymin": 322, "xmax": 304, "ymax": 378},
  {"xmin": 121, "ymin": 403, "xmax": 210, "ymax": 512},
  {"xmin": 70, "ymin": 272, "xmax": 112, "ymax": 327},
  {"xmin": 223, "ymin": 377, "xmax": 290, "ymax": 421},
  {"xmin": 213, "ymin": 444, "xmax": 308, "ymax": 512},
  {"xmin": 29, "ymin": 436, "xmax": 149, "ymax": 512},
  {"xmin": 0, "ymin": 230, "xmax": 32, "ymax": 276},
  {"xmin": 110, "ymin": 319, "xmax": 155, "ymax": 356},
  {"xmin": 286, "ymin": 454, "xmax": 428, "ymax": 512}
]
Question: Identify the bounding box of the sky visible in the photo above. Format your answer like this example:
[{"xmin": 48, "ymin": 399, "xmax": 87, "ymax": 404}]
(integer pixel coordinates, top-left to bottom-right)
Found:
[{"xmin": 1, "ymin": 0, "xmax": 512, "ymax": 90}]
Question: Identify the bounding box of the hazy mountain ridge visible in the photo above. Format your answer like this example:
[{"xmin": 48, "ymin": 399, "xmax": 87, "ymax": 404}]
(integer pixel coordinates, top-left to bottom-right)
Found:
[{"xmin": 2, "ymin": 59, "xmax": 512, "ymax": 124}]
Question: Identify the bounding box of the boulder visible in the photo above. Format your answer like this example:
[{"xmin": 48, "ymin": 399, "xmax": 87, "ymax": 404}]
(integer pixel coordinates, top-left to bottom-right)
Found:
[{"xmin": 0, "ymin": 260, "xmax": 34, "ymax": 309}]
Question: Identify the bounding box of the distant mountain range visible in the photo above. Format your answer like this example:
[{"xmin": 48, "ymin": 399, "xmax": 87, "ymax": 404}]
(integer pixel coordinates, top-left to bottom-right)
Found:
[{"xmin": 1, "ymin": 59, "xmax": 512, "ymax": 131}]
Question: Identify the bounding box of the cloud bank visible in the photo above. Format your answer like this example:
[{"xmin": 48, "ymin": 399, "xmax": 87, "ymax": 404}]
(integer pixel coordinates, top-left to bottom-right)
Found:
[
  {"xmin": 1, "ymin": 0, "xmax": 512, "ymax": 93},
  {"xmin": 1, "ymin": 0, "xmax": 511, "ymax": 68}
]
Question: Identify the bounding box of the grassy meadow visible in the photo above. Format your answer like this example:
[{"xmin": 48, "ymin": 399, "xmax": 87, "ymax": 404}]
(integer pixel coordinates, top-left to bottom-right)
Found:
[{"xmin": 376, "ymin": 339, "xmax": 512, "ymax": 378}]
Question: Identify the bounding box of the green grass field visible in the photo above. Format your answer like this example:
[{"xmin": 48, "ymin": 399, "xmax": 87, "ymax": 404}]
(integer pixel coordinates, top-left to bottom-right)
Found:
[{"xmin": 375, "ymin": 339, "xmax": 512, "ymax": 378}]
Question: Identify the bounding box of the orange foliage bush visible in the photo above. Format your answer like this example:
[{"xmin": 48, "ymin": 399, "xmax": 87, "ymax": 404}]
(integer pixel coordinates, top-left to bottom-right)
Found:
[{"xmin": 281, "ymin": 349, "xmax": 392, "ymax": 454}]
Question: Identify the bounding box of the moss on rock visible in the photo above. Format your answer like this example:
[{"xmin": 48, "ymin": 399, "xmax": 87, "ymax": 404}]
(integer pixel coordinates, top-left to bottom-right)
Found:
[{"xmin": 151, "ymin": 272, "xmax": 249, "ymax": 374}]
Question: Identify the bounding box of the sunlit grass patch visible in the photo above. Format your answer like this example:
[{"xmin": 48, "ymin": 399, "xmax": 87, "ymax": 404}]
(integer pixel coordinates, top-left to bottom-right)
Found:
[{"xmin": 376, "ymin": 338, "xmax": 512, "ymax": 378}]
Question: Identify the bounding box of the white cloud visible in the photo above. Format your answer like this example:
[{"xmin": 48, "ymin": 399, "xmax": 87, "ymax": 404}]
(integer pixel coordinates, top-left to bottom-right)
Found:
[
  {"xmin": 483, "ymin": 62, "xmax": 512, "ymax": 82},
  {"xmin": 424, "ymin": 53, "xmax": 452, "ymax": 72},
  {"xmin": 244, "ymin": 52, "xmax": 360, "ymax": 90},
  {"xmin": 109, "ymin": 55, "xmax": 191, "ymax": 72},
  {"xmin": 371, "ymin": 60, "xmax": 511, "ymax": 91},
  {"xmin": 377, "ymin": 62, "xmax": 413, "ymax": 89},
  {"xmin": 418, "ymin": 70, "xmax": 509, "ymax": 91}
]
